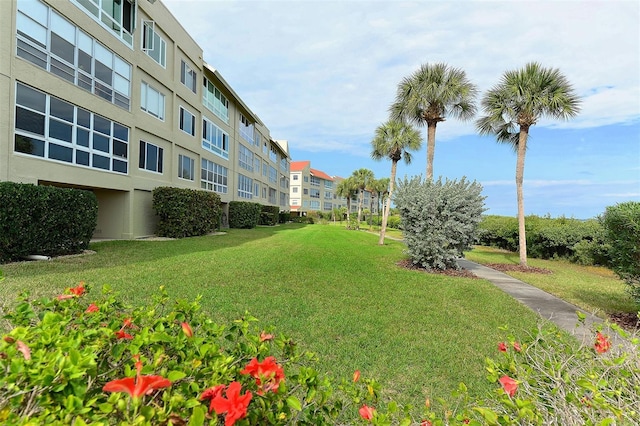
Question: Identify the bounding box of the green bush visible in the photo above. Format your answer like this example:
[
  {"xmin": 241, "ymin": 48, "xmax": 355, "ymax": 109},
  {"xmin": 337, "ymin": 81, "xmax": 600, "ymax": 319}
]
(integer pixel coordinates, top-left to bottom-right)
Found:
[
  {"xmin": 278, "ymin": 212, "xmax": 291, "ymax": 224},
  {"xmin": 152, "ymin": 187, "xmax": 221, "ymax": 238},
  {"xmin": 228, "ymin": 202, "xmax": 262, "ymax": 229},
  {"xmin": 0, "ymin": 182, "xmax": 97, "ymax": 263},
  {"xmin": 259, "ymin": 206, "xmax": 280, "ymax": 226},
  {"xmin": 2, "ymin": 285, "xmax": 638, "ymax": 425},
  {"xmin": 395, "ymin": 176, "xmax": 485, "ymax": 270},
  {"xmin": 602, "ymin": 201, "xmax": 640, "ymax": 305},
  {"xmin": 477, "ymin": 215, "xmax": 519, "ymax": 251},
  {"xmin": 386, "ymin": 216, "xmax": 401, "ymax": 230}
]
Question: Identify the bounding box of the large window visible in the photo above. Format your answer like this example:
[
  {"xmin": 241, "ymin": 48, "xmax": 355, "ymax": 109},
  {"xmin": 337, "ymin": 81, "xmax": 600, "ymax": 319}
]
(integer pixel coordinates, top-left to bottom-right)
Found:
[
  {"xmin": 238, "ymin": 174, "xmax": 253, "ymax": 199},
  {"xmin": 281, "ymin": 192, "xmax": 288, "ymax": 207},
  {"xmin": 178, "ymin": 154, "xmax": 194, "ymax": 180},
  {"xmin": 203, "ymin": 77, "xmax": 229, "ymax": 123},
  {"xmin": 179, "ymin": 106, "xmax": 196, "ymax": 136},
  {"xmin": 239, "ymin": 113, "xmax": 254, "ymax": 144},
  {"xmin": 14, "ymin": 82, "xmax": 129, "ymax": 173},
  {"xmin": 268, "ymin": 166, "xmax": 277, "ymax": 184},
  {"xmin": 310, "ymin": 176, "xmax": 320, "ymax": 186},
  {"xmin": 72, "ymin": 0, "xmax": 134, "ymax": 46},
  {"xmin": 201, "ymin": 158, "xmax": 228, "ymax": 193},
  {"xmin": 202, "ymin": 118, "xmax": 229, "ymax": 159},
  {"xmin": 139, "ymin": 140, "xmax": 163, "ymax": 173},
  {"xmin": 280, "ymin": 157, "xmax": 288, "ymax": 173},
  {"xmin": 238, "ymin": 144, "xmax": 253, "ymax": 172},
  {"xmin": 269, "ymin": 145, "xmax": 278, "ymax": 162},
  {"xmin": 141, "ymin": 21, "xmax": 166, "ymax": 67},
  {"xmin": 16, "ymin": 0, "xmax": 131, "ymax": 109},
  {"xmin": 140, "ymin": 82, "xmax": 165, "ymax": 120},
  {"xmin": 310, "ymin": 189, "xmax": 320, "ymax": 198},
  {"xmin": 180, "ymin": 60, "xmax": 197, "ymax": 93}
]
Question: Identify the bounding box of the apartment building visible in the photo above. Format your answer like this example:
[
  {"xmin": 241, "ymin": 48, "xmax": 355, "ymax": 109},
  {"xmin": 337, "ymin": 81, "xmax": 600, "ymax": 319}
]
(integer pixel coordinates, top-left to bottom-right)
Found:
[
  {"xmin": 289, "ymin": 160, "xmax": 377, "ymax": 217},
  {"xmin": 0, "ymin": 0, "xmax": 290, "ymax": 239}
]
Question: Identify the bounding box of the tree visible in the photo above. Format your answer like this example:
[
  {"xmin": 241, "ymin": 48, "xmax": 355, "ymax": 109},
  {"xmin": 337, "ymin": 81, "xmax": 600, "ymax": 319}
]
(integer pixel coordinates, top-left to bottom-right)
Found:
[
  {"xmin": 371, "ymin": 120, "xmax": 422, "ymax": 245},
  {"xmin": 335, "ymin": 177, "xmax": 358, "ymax": 228},
  {"xmin": 351, "ymin": 168, "xmax": 374, "ymax": 228},
  {"xmin": 390, "ymin": 62, "xmax": 478, "ymax": 181},
  {"xmin": 476, "ymin": 62, "xmax": 581, "ymax": 266},
  {"xmin": 367, "ymin": 177, "xmax": 390, "ymax": 229}
]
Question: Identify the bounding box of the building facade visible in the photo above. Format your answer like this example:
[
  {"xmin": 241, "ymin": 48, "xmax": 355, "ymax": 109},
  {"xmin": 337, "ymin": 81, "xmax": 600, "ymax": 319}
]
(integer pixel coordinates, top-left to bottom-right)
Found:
[
  {"xmin": 1, "ymin": 0, "xmax": 289, "ymax": 239},
  {"xmin": 289, "ymin": 161, "xmax": 377, "ymax": 217}
]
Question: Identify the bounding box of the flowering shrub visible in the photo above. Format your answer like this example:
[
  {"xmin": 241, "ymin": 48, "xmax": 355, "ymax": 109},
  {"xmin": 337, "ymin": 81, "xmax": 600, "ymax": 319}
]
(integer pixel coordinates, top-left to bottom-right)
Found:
[{"xmin": 1, "ymin": 283, "xmax": 638, "ymax": 425}]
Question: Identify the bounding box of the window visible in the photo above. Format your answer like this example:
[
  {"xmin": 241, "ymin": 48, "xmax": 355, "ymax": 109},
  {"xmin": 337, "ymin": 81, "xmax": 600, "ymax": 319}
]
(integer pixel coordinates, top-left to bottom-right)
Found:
[
  {"xmin": 238, "ymin": 144, "xmax": 253, "ymax": 172},
  {"xmin": 201, "ymin": 158, "xmax": 228, "ymax": 193},
  {"xmin": 14, "ymin": 82, "xmax": 129, "ymax": 173},
  {"xmin": 280, "ymin": 157, "xmax": 288, "ymax": 173},
  {"xmin": 202, "ymin": 118, "xmax": 229, "ymax": 159},
  {"xmin": 310, "ymin": 176, "xmax": 320, "ymax": 186},
  {"xmin": 269, "ymin": 188, "xmax": 277, "ymax": 204},
  {"xmin": 178, "ymin": 154, "xmax": 194, "ymax": 180},
  {"xmin": 239, "ymin": 113, "xmax": 254, "ymax": 144},
  {"xmin": 72, "ymin": 0, "xmax": 134, "ymax": 46},
  {"xmin": 254, "ymin": 157, "xmax": 261, "ymax": 174},
  {"xmin": 293, "ymin": 174, "xmax": 299, "ymax": 181},
  {"xmin": 309, "ymin": 200, "xmax": 320, "ymax": 210},
  {"xmin": 237, "ymin": 174, "xmax": 253, "ymax": 199},
  {"xmin": 280, "ymin": 192, "xmax": 288, "ymax": 207},
  {"xmin": 310, "ymin": 189, "xmax": 320, "ymax": 198},
  {"xmin": 140, "ymin": 82, "xmax": 165, "ymax": 120},
  {"xmin": 203, "ymin": 77, "xmax": 229, "ymax": 123},
  {"xmin": 324, "ymin": 191, "xmax": 332, "ymax": 199},
  {"xmin": 16, "ymin": 0, "xmax": 131, "ymax": 109},
  {"xmin": 141, "ymin": 21, "xmax": 166, "ymax": 67},
  {"xmin": 263, "ymin": 161, "xmax": 268, "ymax": 177},
  {"xmin": 253, "ymin": 183, "xmax": 260, "ymax": 197},
  {"xmin": 323, "ymin": 202, "xmax": 333, "ymax": 211},
  {"xmin": 268, "ymin": 166, "xmax": 277, "ymax": 184},
  {"xmin": 139, "ymin": 140, "xmax": 163, "ymax": 173},
  {"xmin": 255, "ymin": 132, "xmax": 261, "ymax": 148},
  {"xmin": 303, "ymin": 189, "xmax": 308, "ymax": 195},
  {"xmin": 180, "ymin": 60, "xmax": 197, "ymax": 93},
  {"xmin": 269, "ymin": 145, "xmax": 277, "ymax": 162},
  {"xmin": 179, "ymin": 106, "xmax": 195, "ymax": 136},
  {"xmin": 292, "ymin": 187, "xmax": 299, "ymax": 193},
  {"xmin": 303, "ymin": 176, "xmax": 309, "ymax": 183},
  {"xmin": 324, "ymin": 180, "xmax": 333, "ymax": 190}
]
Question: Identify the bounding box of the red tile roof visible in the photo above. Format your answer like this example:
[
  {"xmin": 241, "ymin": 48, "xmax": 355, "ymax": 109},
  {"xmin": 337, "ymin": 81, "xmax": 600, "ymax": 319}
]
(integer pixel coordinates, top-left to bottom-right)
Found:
[
  {"xmin": 310, "ymin": 168, "xmax": 333, "ymax": 181},
  {"xmin": 290, "ymin": 161, "xmax": 310, "ymax": 172}
]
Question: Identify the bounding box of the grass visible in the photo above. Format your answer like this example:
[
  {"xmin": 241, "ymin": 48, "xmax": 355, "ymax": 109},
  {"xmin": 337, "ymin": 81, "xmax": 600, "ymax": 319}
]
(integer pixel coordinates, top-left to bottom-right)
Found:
[
  {"xmin": 464, "ymin": 246, "xmax": 637, "ymax": 317},
  {"xmin": 0, "ymin": 224, "xmax": 542, "ymax": 410}
]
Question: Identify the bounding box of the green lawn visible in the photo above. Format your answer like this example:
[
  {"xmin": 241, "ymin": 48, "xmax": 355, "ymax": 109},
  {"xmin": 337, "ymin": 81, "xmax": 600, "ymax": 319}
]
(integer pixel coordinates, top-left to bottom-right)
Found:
[
  {"xmin": 464, "ymin": 246, "xmax": 637, "ymax": 317},
  {"xmin": 1, "ymin": 224, "xmax": 542, "ymax": 410}
]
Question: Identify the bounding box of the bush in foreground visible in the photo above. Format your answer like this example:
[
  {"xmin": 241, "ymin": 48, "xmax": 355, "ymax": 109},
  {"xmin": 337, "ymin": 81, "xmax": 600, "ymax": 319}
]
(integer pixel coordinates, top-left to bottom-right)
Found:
[{"xmin": 1, "ymin": 282, "xmax": 638, "ymax": 425}]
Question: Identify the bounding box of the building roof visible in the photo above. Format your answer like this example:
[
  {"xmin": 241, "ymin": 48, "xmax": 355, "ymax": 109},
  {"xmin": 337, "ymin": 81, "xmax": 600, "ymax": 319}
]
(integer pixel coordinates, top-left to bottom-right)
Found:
[
  {"xmin": 310, "ymin": 168, "xmax": 333, "ymax": 181},
  {"xmin": 290, "ymin": 161, "xmax": 310, "ymax": 172}
]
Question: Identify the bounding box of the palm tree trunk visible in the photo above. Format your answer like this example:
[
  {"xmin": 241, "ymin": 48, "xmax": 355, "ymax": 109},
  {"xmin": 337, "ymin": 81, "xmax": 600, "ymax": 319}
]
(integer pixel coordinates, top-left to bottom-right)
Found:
[
  {"xmin": 516, "ymin": 127, "xmax": 529, "ymax": 266},
  {"xmin": 357, "ymin": 189, "xmax": 363, "ymax": 228},
  {"xmin": 426, "ymin": 122, "xmax": 437, "ymax": 181},
  {"xmin": 379, "ymin": 161, "xmax": 397, "ymax": 245}
]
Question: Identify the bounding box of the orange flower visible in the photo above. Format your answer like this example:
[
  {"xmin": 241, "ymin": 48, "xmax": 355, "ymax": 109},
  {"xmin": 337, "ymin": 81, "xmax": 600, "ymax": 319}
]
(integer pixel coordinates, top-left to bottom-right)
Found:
[
  {"xmin": 240, "ymin": 356, "xmax": 285, "ymax": 394},
  {"xmin": 85, "ymin": 303, "xmax": 99, "ymax": 313},
  {"xmin": 115, "ymin": 329, "xmax": 133, "ymax": 340},
  {"xmin": 353, "ymin": 370, "xmax": 360, "ymax": 382},
  {"xmin": 122, "ymin": 317, "xmax": 134, "ymax": 328},
  {"xmin": 512, "ymin": 342, "xmax": 522, "ymax": 352},
  {"xmin": 594, "ymin": 332, "xmax": 611, "ymax": 354},
  {"xmin": 259, "ymin": 331, "xmax": 274, "ymax": 342},
  {"xmin": 499, "ymin": 375, "xmax": 518, "ymax": 397},
  {"xmin": 359, "ymin": 404, "xmax": 375, "ymax": 421},
  {"xmin": 103, "ymin": 357, "xmax": 171, "ymax": 399},
  {"xmin": 200, "ymin": 384, "xmax": 226, "ymax": 413},
  {"xmin": 16, "ymin": 341, "xmax": 31, "ymax": 360},
  {"xmin": 209, "ymin": 382, "xmax": 252, "ymax": 426},
  {"xmin": 69, "ymin": 283, "xmax": 85, "ymax": 296},
  {"xmin": 498, "ymin": 342, "xmax": 508, "ymax": 352},
  {"xmin": 181, "ymin": 322, "xmax": 193, "ymax": 338}
]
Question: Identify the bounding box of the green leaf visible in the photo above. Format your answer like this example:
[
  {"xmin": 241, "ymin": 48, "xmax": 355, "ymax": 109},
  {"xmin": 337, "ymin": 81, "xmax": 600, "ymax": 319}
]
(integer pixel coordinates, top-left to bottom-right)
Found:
[
  {"xmin": 473, "ymin": 407, "xmax": 499, "ymax": 424},
  {"xmin": 188, "ymin": 406, "xmax": 205, "ymax": 426},
  {"xmin": 286, "ymin": 396, "xmax": 302, "ymax": 411},
  {"xmin": 140, "ymin": 405, "xmax": 155, "ymax": 420},
  {"xmin": 168, "ymin": 370, "xmax": 187, "ymax": 381},
  {"xmin": 98, "ymin": 403, "xmax": 114, "ymax": 414}
]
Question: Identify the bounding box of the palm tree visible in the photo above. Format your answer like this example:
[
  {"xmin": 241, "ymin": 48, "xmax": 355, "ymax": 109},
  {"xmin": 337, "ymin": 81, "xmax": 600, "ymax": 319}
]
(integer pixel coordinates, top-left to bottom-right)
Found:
[
  {"xmin": 371, "ymin": 120, "xmax": 422, "ymax": 245},
  {"xmin": 367, "ymin": 177, "xmax": 390, "ymax": 229},
  {"xmin": 335, "ymin": 177, "xmax": 358, "ymax": 227},
  {"xmin": 476, "ymin": 62, "xmax": 580, "ymax": 266},
  {"xmin": 390, "ymin": 62, "xmax": 478, "ymax": 181},
  {"xmin": 351, "ymin": 168, "xmax": 374, "ymax": 228}
]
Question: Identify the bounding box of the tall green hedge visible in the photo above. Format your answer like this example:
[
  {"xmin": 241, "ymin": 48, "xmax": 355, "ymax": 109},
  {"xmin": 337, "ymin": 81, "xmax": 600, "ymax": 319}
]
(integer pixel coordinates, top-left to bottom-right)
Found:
[
  {"xmin": 228, "ymin": 201, "xmax": 262, "ymax": 229},
  {"xmin": 0, "ymin": 182, "xmax": 97, "ymax": 263},
  {"xmin": 602, "ymin": 201, "xmax": 640, "ymax": 305},
  {"xmin": 260, "ymin": 205, "xmax": 280, "ymax": 226},
  {"xmin": 152, "ymin": 187, "xmax": 221, "ymax": 238}
]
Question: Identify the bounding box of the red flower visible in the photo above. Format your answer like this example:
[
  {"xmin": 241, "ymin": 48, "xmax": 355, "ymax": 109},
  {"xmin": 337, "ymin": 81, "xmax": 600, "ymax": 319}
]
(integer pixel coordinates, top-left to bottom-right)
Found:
[
  {"xmin": 56, "ymin": 294, "xmax": 74, "ymax": 301},
  {"xmin": 240, "ymin": 356, "xmax": 285, "ymax": 394},
  {"xmin": 69, "ymin": 283, "xmax": 85, "ymax": 296},
  {"xmin": 499, "ymin": 375, "xmax": 518, "ymax": 397},
  {"xmin": 421, "ymin": 421, "xmax": 432, "ymax": 426},
  {"xmin": 115, "ymin": 329, "xmax": 133, "ymax": 340},
  {"xmin": 200, "ymin": 384, "xmax": 225, "ymax": 413},
  {"xmin": 359, "ymin": 405, "xmax": 375, "ymax": 421},
  {"xmin": 512, "ymin": 342, "xmax": 522, "ymax": 352},
  {"xmin": 122, "ymin": 317, "xmax": 134, "ymax": 328},
  {"xmin": 594, "ymin": 332, "xmax": 611, "ymax": 354},
  {"xmin": 210, "ymin": 381, "xmax": 252, "ymax": 426},
  {"xmin": 498, "ymin": 342, "xmax": 508, "ymax": 352},
  {"xmin": 85, "ymin": 303, "xmax": 99, "ymax": 313},
  {"xmin": 353, "ymin": 370, "xmax": 361, "ymax": 382},
  {"xmin": 3, "ymin": 336, "xmax": 15, "ymax": 344},
  {"xmin": 16, "ymin": 341, "xmax": 31, "ymax": 360},
  {"xmin": 181, "ymin": 322, "xmax": 193, "ymax": 338},
  {"xmin": 259, "ymin": 331, "xmax": 274, "ymax": 342},
  {"xmin": 103, "ymin": 358, "xmax": 171, "ymax": 399}
]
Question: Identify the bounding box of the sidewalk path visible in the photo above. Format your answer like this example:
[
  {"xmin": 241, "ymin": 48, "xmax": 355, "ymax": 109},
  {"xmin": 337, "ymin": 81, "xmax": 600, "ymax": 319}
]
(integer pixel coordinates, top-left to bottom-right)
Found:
[{"xmin": 457, "ymin": 258, "xmax": 607, "ymax": 342}]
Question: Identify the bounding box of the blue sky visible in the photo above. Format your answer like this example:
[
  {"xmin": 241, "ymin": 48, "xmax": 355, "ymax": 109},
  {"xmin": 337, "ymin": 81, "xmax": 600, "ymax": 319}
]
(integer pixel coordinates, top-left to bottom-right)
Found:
[{"xmin": 163, "ymin": 0, "xmax": 640, "ymax": 219}]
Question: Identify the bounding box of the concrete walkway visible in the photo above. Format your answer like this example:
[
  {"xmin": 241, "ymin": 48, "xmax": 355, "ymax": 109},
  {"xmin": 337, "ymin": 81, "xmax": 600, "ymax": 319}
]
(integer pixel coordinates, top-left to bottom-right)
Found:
[{"xmin": 456, "ymin": 259, "xmax": 608, "ymax": 342}]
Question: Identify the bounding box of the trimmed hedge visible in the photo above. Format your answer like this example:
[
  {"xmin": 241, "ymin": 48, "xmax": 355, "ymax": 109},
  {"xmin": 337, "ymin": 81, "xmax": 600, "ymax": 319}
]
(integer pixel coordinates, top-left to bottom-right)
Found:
[
  {"xmin": 229, "ymin": 201, "xmax": 262, "ymax": 229},
  {"xmin": 259, "ymin": 205, "xmax": 280, "ymax": 226},
  {"xmin": 602, "ymin": 201, "xmax": 640, "ymax": 305},
  {"xmin": 0, "ymin": 182, "xmax": 97, "ymax": 263},
  {"xmin": 152, "ymin": 187, "xmax": 221, "ymax": 238},
  {"xmin": 278, "ymin": 211, "xmax": 291, "ymax": 224}
]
